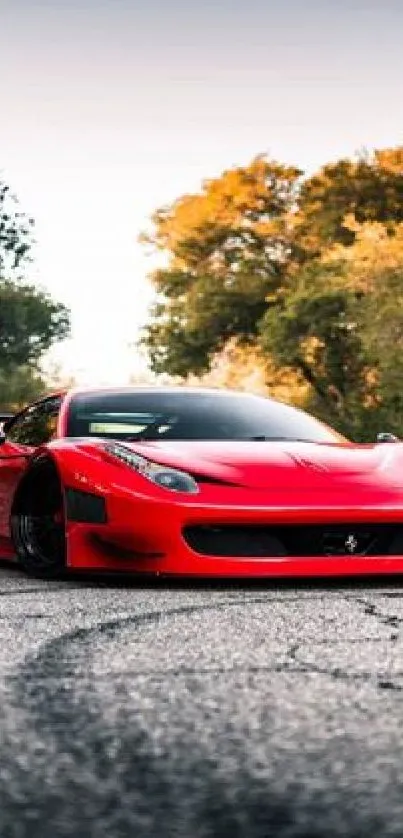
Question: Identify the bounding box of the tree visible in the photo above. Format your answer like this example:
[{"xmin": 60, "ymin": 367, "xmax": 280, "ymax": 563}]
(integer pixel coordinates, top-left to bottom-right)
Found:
[
  {"xmin": 359, "ymin": 266, "xmax": 403, "ymax": 436},
  {"xmin": 260, "ymin": 221, "xmax": 403, "ymax": 438},
  {"xmin": 0, "ymin": 279, "xmax": 69, "ymax": 373},
  {"xmin": 325, "ymin": 220, "xmax": 403, "ymax": 436},
  {"xmin": 141, "ymin": 157, "xmax": 301, "ymax": 375},
  {"xmin": 0, "ymin": 181, "xmax": 33, "ymax": 273},
  {"xmin": 259, "ymin": 261, "xmax": 370, "ymax": 436},
  {"xmin": 0, "ymin": 176, "xmax": 70, "ymax": 408},
  {"xmin": 294, "ymin": 147, "xmax": 403, "ymax": 255},
  {"xmin": 141, "ymin": 147, "xmax": 403, "ymax": 439},
  {"xmin": 0, "ymin": 366, "xmax": 47, "ymax": 412}
]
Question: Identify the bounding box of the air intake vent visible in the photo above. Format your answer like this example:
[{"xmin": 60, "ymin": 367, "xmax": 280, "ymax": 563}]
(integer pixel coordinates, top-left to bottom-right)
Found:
[{"xmin": 183, "ymin": 523, "xmax": 403, "ymax": 558}]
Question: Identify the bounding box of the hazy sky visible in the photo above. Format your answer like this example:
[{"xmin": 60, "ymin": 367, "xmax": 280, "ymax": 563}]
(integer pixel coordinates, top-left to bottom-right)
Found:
[{"xmin": 1, "ymin": 0, "xmax": 402, "ymax": 384}]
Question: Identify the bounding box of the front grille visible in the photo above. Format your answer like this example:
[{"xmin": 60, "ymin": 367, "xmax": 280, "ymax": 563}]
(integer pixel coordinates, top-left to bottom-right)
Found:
[{"xmin": 183, "ymin": 524, "xmax": 403, "ymax": 558}]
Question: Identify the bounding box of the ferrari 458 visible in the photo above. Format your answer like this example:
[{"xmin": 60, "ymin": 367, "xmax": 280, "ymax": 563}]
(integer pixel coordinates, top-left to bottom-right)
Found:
[{"xmin": 0, "ymin": 386, "xmax": 402, "ymax": 578}]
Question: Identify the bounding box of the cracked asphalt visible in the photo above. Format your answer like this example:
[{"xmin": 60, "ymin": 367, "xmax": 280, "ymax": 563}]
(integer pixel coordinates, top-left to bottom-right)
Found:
[{"xmin": 1, "ymin": 565, "xmax": 403, "ymax": 837}]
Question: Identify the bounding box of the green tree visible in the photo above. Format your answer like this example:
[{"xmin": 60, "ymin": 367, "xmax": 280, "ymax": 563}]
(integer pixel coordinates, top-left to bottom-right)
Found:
[
  {"xmin": 259, "ymin": 261, "xmax": 370, "ymax": 436},
  {"xmin": 260, "ymin": 220, "xmax": 403, "ymax": 438},
  {"xmin": 0, "ymin": 176, "xmax": 70, "ymax": 409},
  {"xmin": 0, "ymin": 279, "xmax": 69, "ymax": 373},
  {"xmin": 0, "ymin": 181, "xmax": 33, "ymax": 273},
  {"xmin": 141, "ymin": 157, "xmax": 301, "ymax": 374},
  {"xmin": 0, "ymin": 366, "xmax": 47, "ymax": 412},
  {"xmin": 352, "ymin": 264, "xmax": 403, "ymax": 438}
]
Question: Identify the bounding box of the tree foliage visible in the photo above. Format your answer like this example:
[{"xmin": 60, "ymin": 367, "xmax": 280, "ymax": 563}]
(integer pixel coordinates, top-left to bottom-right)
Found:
[
  {"xmin": 0, "ymin": 182, "xmax": 33, "ymax": 273},
  {"xmin": 0, "ymin": 279, "xmax": 70, "ymax": 372},
  {"xmin": 0, "ymin": 176, "xmax": 70, "ymax": 410},
  {"xmin": 142, "ymin": 146, "xmax": 403, "ymax": 439},
  {"xmin": 0, "ymin": 366, "xmax": 47, "ymax": 412},
  {"xmin": 141, "ymin": 157, "xmax": 301, "ymax": 374},
  {"xmin": 259, "ymin": 262, "xmax": 370, "ymax": 436},
  {"xmin": 294, "ymin": 148, "xmax": 403, "ymax": 255}
]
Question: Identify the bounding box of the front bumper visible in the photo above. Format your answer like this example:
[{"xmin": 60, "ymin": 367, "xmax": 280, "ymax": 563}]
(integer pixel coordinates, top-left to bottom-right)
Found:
[{"xmin": 65, "ymin": 485, "xmax": 403, "ymax": 577}]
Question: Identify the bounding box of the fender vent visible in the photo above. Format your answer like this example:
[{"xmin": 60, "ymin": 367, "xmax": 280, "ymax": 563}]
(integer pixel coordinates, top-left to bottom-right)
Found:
[{"xmin": 65, "ymin": 488, "xmax": 107, "ymax": 524}]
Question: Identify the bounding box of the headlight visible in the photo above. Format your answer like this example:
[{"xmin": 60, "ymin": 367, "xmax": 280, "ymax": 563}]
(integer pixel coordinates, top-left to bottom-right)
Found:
[{"xmin": 104, "ymin": 442, "xmax": 199, "ymax": 494}]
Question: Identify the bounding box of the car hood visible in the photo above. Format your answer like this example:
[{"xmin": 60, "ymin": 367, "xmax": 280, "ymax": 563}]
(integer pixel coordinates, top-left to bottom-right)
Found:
[{"xmin": 119, "ymin": 439, "xmax": 403, "ymax": 492}]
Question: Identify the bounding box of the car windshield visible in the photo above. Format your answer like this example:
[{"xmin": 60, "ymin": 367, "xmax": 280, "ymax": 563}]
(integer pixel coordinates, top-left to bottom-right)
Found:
[{"xmin": 66, "ymin": 390, "xmax": 347, "ymax": 443}]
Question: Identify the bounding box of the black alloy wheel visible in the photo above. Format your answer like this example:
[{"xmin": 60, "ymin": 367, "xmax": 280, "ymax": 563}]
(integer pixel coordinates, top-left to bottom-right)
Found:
[{"xmin": 11, "ymin": 502, "xmax": 66, "ymax": 578}]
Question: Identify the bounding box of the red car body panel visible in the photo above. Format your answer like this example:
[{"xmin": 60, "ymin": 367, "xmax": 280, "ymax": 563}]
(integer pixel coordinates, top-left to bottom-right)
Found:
[
  {"xmin": 37, "ymin": 437, "xmax": 403, "ymax": 577},
  {"xmin": 1, "ymin": 387, "xmax": 403, "ymax": 577},
  {"xmin": 0, "ymin": 442, "xmax": 32, "ymax": 558}
]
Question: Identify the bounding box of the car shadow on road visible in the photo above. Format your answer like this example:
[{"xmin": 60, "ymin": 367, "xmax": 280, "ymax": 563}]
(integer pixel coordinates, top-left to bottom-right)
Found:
[{"xmin": 1, "ymin": 557, "xmax": 403, "ymax": 593}]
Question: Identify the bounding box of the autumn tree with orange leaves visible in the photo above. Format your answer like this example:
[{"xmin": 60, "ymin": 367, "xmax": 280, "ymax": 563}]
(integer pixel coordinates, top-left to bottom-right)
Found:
[{"xmin": 141, "ymin": 148, "xmax": 403, "ymax": 439}]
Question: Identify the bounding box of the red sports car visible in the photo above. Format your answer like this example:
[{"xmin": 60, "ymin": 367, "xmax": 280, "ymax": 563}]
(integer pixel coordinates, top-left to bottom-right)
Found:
[{"xmin": 0, "ymin": 386, "xmax": 402, "ymax": 579}]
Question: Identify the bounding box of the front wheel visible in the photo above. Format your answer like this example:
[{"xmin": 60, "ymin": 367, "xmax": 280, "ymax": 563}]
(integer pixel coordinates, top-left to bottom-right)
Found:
[
  {"xmin": 11, "ymin": 510, "xmax": 66, "ymax": 578},
  {"xmin": 11, "ymin": 459, "xmax": 67, "ymax": 578}
]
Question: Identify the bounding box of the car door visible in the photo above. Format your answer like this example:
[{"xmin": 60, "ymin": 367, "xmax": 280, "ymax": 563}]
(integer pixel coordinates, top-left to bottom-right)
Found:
[{"xmin": 0, "ymin": 397, "xmax": 62, "ymax": 549}]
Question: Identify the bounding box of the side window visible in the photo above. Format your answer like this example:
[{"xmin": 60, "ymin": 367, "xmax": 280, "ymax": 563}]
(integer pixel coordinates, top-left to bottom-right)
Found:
[{"xmin": 6, "ymin": 398, "xmax": 61, "ymax": 446}]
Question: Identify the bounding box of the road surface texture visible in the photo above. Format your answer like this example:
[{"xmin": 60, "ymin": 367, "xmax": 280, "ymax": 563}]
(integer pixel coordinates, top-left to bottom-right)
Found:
[{"xmin": 1, "ymin": 564, "xmax": 403, "ymax": 837}]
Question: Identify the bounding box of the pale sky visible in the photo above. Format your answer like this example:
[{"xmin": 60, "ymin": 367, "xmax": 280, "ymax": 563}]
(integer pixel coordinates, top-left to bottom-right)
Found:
[{"xmin": 1, "ymin": 0, "xmax": 402, "ymax": 384}]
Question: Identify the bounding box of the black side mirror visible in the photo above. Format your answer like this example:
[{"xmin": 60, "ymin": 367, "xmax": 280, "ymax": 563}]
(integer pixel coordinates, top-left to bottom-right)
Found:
[{"xmin": 376, "ymin": 432, "xmax": 400, "ymax": 443}]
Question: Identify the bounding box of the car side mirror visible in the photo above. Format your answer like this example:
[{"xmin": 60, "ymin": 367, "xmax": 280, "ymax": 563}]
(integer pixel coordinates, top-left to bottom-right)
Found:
[
  {"xmin": 376, "ymin": 432, "xmax": 400, "ymax": 443},
  {"xmin": 0, "ymin": 427, "xmax": 6, "ymax": 446}
]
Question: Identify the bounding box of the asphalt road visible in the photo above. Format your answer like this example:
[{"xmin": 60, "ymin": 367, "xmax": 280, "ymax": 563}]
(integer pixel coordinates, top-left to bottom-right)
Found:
[{"xmin": 1, "ymin": 565, "xmax": 403, "ymax": 837}]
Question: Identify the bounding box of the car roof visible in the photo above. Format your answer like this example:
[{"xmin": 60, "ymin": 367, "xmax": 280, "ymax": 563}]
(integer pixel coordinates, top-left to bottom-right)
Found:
[
  {"xmin": 14, "ymin": 386, "xmax": 269, "ymax": 416},
  {"xmin": 65, "ymin": 385, "xmax": 266, "ymax": 400}
]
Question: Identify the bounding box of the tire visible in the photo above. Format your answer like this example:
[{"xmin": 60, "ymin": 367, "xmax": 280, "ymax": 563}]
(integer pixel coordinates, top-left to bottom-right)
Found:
[{"xmin": 11, "ymin": 463, "xmax": 67, "ymax": 578}]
